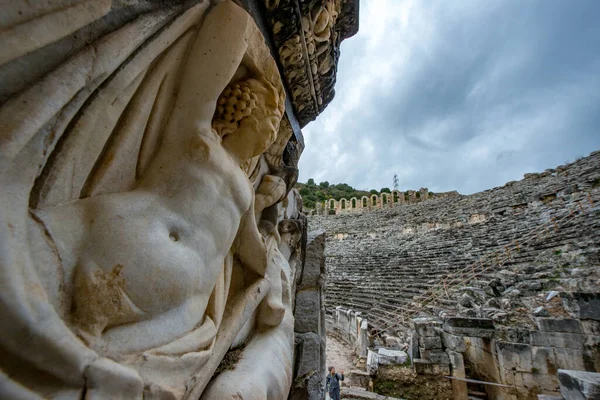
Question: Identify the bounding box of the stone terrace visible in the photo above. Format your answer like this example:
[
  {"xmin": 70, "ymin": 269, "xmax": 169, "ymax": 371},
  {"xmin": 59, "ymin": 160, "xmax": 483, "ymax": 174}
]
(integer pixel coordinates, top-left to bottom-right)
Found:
[{"xmin": 309, "ymin": 151, "xmax": 600, "ymax": 332}]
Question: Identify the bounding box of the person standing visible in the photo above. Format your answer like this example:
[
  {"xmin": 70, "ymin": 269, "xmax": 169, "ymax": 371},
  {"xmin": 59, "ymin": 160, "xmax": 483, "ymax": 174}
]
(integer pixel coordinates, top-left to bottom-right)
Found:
[{"xmin": 326, "ymin": 366, "xmax": 344, "ymax": 400}]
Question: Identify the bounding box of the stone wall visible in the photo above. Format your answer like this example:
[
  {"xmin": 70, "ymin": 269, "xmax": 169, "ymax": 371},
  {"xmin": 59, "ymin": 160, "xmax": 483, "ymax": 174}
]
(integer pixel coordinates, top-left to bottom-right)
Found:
[
  {"xmin": 409, "ymin": 315, "xmax": 600, "ymax": 399},
  {"xmin": 290, "ymin": 230, "xmax": 327, "ymax": 400}
]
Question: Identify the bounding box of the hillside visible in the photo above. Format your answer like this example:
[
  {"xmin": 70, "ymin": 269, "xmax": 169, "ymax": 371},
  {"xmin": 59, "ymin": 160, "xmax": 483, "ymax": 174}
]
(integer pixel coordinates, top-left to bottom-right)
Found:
[{"xmin": 296, "ymin": 179, "xmax": 392, "ymax": 209}]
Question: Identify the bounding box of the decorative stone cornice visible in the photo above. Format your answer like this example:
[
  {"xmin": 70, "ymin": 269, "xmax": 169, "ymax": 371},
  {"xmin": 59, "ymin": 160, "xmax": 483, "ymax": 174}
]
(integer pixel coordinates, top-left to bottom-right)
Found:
[{"xmin": 263, "ymin": 0, "xmax": 359, "ymax": 127}]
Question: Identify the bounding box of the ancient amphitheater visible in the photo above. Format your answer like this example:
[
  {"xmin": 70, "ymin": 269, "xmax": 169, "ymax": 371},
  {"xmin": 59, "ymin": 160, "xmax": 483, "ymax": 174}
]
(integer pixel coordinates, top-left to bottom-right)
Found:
[{"xmin": 310, "ymin": 151, "xmax": 600, "ymax": 400}]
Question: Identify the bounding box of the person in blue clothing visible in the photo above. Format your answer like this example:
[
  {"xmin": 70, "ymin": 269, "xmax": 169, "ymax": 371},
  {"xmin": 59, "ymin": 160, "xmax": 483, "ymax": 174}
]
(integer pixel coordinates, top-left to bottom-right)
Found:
[{"xmin": 326, "ymin": 366, "xmax": 344, "ymax": 400}]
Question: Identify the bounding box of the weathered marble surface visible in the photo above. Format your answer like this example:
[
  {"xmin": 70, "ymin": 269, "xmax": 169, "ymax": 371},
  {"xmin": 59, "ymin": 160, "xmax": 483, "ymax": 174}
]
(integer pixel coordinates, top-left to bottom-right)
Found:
[{"xmin": 0, "ymin": 1, "xmax": 316, "ymax": 398}]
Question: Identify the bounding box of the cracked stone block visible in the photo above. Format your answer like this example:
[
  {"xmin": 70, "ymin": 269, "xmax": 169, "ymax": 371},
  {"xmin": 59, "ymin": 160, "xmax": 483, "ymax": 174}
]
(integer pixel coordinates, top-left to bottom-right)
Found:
[{"xmin": 558, "ymin": 369, "xmax": 600, "ymax": 400}]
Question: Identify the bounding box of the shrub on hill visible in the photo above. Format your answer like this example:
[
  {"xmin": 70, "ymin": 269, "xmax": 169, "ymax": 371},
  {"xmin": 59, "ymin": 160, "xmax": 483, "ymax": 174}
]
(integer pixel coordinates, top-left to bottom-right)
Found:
[{"xmin": 296, "ymin": 181, "xmax": 373, "ymax": 210}]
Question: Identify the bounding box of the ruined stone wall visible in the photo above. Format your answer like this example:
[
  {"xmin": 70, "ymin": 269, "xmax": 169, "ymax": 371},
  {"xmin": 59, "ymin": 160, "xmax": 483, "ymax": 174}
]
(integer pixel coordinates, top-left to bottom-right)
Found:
[{"xmin": 315, "ymin": 188, "xmax": 460, "ymax": 215}]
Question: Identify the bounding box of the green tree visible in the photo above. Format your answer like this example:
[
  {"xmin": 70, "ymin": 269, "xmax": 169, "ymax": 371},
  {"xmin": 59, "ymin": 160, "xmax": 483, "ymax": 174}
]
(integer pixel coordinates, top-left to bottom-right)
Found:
[
  {"xmin": 380, "ymin": 187, "xmax": 391, "ymax": 193},
  {"xmin": 319, "ymin": 181, "xmax": 329, "ymax": 188},
  {"xmin": 370, "ymin": 189, "xmax": 378, "ymax": 194},
  {"xmin": 307, "ymin": 178, "xmax": 315, "ymax": 186}
]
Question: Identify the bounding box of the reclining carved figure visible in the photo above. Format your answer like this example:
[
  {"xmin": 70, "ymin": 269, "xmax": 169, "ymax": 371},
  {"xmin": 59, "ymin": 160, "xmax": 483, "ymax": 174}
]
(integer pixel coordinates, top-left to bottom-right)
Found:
[{"xmin": 0, "ymin": 1, "xmax": 296, "ymax": 398}]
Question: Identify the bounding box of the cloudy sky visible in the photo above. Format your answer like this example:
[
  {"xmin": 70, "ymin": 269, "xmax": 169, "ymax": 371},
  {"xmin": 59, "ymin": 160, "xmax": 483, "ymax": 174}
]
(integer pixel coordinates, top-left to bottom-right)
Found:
[{"xmin": 298, "ymin": 0, "xmax": 600, "ymax": 195}]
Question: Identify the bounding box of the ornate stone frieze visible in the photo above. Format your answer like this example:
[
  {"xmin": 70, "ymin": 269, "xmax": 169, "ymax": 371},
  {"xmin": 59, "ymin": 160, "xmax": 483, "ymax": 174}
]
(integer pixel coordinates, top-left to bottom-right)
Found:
[{"xmin": 263, "ymin": 0, "xmax": 359, "ymax": 127}]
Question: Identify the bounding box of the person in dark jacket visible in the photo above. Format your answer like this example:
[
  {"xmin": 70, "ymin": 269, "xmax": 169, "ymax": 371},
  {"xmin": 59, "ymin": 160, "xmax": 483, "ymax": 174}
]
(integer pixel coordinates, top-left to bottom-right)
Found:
[{"xmin": 326, "ymin": 366, "xmax": 344, "ymax": 400}]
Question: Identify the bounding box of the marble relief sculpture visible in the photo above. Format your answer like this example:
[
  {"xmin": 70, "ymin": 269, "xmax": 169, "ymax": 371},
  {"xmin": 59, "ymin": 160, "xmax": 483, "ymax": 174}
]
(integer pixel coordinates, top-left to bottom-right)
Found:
[
  {"xmin": 0, "ymin": 1, "xmax": 302, "ymax": 398},
  {"xmin": 0, "ymin": 0, "xmax": 357, "ymax": 398}
]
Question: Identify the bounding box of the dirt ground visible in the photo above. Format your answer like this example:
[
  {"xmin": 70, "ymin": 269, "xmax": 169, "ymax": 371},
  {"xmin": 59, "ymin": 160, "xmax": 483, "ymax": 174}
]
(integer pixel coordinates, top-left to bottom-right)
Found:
[{"xmin": 326, "ymin": 334, "xmax": 357, "ymax": 387}]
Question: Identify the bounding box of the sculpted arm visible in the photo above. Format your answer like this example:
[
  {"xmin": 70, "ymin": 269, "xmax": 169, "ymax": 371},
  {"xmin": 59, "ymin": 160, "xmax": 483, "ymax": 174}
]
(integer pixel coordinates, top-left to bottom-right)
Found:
[{"xmin": 162, "ymin": 2, "xmax": 250, "ymax": 149}]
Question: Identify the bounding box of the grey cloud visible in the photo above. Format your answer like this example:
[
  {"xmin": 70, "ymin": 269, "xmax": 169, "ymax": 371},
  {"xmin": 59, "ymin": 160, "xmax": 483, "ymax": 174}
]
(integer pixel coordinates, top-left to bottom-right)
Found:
[{"xmin": 299, "ymin": 0, "xmax": 600, "ymax": 194}]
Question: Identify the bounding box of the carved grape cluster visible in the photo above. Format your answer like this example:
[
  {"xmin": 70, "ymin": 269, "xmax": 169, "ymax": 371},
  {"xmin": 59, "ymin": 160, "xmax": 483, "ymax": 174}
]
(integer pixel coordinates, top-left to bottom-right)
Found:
[{"xmin": 216, "ymin": 83, "xmax": 259, "ymax": 125}]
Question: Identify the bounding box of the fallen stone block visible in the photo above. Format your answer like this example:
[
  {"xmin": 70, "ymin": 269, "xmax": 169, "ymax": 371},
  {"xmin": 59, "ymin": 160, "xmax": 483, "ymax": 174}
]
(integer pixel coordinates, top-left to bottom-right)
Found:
[
  {"xmin": 561, "ymin": 293, "xmax": 600, "ymax": 320},
  {"xmin": 558, "ymin": 369, "xmax": 600, "ymax": 400},
  {"xmin": 443, "ymin": 317, "xmax": 495, "ymax": 338},
  {"xmin": 384, "ymin": 335, "xmax": 402, "ymax": 349},
  {"xmin": 537, "ymin": 395, "xmax": 563, "ymax": 400},
  {"xmin": 377, "ymin": 348, "xmax": 408, "ymax": 365}
]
